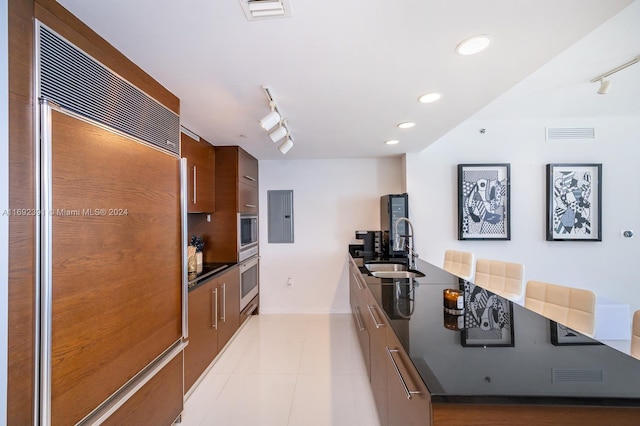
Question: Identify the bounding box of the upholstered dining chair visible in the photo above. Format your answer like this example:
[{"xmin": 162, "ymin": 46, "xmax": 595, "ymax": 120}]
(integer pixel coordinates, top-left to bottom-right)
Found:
[
  {"xmin": 524, "ymin": 280, "xmax": 597, "ymax": 337},
  {"xmin": 443, "ymin": 250, "xmax": 475, "ymax": 281},
  {"xmin": 474, "ymin": 258, "xmax": 525, "ymax": 302},
  {"xmin": 632, "ymin": 310, "xmax": 640, "ymax": 360}
]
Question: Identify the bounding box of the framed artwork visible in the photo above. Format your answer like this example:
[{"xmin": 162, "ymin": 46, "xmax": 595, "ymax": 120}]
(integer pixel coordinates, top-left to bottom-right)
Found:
[
  {"xmin": 549, "ymin": 321, "xmax": 603, "ymax": 346},
  {"xmin": 461, "ymin": 281, "xmax": 515, "ymax": 347},
  {"xmin": 458, "ymin": 163, "xmax": 510, "ymax": 240},
  {"xmin": 546, "ymin": 163, "xmax": 602, "ymax": 241}
]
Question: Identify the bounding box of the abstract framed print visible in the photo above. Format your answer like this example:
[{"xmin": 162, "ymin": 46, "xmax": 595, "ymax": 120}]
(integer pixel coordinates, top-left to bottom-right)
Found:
[
  {"xmin": 461, "ymin": 281, "xmax": 515, "ymax": 347},
  {"xmin": 549, "ymin": 321, "xmax": 603, "ymax": 346},
  {"xmin": 546, "ymin": 163, "xmax": 602, "ymax": 241},
  {"xmin": 458, "ymin": 164, "xmax": 510, "ymax": 240}
]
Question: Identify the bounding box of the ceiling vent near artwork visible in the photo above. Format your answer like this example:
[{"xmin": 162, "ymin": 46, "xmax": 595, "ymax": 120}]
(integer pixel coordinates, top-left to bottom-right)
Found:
[
  {"xmin": 240, "ymin": 0, "xmax": 293, "ymax": 20},
  {"xmin": 552, "ymin": 368, "xmax": 604, "ymax": 383},
  {"xmin": 546, "ymin": 127, "xmax": 595, "ymax": 141}
]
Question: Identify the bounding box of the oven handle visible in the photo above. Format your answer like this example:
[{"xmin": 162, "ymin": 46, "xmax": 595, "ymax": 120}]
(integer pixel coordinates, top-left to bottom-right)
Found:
[{"xmin": 239, "ymin": 255, "xmax": 260, "ymax": 272}]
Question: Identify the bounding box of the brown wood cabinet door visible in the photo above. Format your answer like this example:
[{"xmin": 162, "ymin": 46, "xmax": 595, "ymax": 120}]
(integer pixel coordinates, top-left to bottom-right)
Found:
[
  {"xmin": 217, "ymin": 267, "xmax": 241, "ymax": 350},
  {"xmin": 238, "ymin": 181, "xmax": 258, "ymax": 214},
  {"xmin": 182, "ymin": 133, "xmax": 215, "ymax": 213},
  {"xmin": 184, "ymin": 279, "xmax": 219, "ymax": 393},
  {"xmin": 50, "ymin": 111, "xmax": 182, "ymax": 425},
  {"xmin": 386, "ymin": 330, "xmax": 431, "ymax": 426},
  {"xmin": 367, "ymin": 289, "xmax": 389, "ymax": 426},
  {"xmin": 238, "ymin": 148, "xmax": 258, "ymax": 187}
]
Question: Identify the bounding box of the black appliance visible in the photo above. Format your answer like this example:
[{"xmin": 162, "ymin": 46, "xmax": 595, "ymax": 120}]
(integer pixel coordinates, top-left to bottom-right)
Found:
[
  {"xmin": 354, "ymin": 230, "xmax": 382, "ymax": 257},
  {"xmin": 380, "ymin": 193, "xmax": 409, "ymax": 257}
]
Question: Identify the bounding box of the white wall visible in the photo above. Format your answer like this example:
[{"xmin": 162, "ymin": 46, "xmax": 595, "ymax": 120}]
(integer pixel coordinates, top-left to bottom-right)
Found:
[
  {"xmin": 406, "ymin": 116, "xmax": 640, "ymax": 314},
  {"xmin": 1, "ymin": 0, "xmax": 9, "ymax": 419},
  {"xmin": 259, "ymin": 157, "xmax": 403, "ymax": 313}
]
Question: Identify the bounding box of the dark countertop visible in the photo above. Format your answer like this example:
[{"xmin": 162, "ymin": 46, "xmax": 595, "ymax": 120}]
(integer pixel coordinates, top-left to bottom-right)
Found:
[
  {"xmin": 353, "ymin": 255, "xmax": 640, "ymax": 407},
  {"xmin": 187, "ymin": 262, "xmax": 237, "ymax": 291}
]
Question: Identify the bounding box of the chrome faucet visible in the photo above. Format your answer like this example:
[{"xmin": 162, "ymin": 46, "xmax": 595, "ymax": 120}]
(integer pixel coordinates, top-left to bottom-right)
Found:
[{"xmin": 393, "ymin": 217, "xmax": 418, "ymax": 270}]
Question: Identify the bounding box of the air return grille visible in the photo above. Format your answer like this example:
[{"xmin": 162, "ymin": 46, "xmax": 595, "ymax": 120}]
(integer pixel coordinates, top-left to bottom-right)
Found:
[
  {"xmin": 546, "ymin": 127, "xmax": 596, "ymax": 141},
  {"xmin": 37, "ymin": 24, "xmax": 180, "ymax": 156},
  {"xmin": 552, "ymin": 368, "xmax": 604, "ymax": 383}
]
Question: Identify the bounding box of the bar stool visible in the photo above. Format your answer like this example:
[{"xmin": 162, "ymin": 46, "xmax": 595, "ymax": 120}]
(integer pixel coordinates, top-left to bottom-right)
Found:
[
  {"xmin": 474, "ymin": 258, "xmax": 525, "ymax": 302},
  {"xmin": 632, "ymin": 310, "xmax": 640, "ymax": 360},
  {"xmin": 443, "ymin": 250, "xmax": 475, "ymax": 281},
  {"xmin": 525, "ymin": 280, "xmax": 596, "ymax": 337}
]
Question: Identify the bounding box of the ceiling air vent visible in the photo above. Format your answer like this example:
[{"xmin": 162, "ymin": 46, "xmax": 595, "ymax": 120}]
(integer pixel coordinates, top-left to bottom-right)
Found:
[
  {"xmin": 552, "ymin": 368, "xmax": 604, "ymax": 383},
  {"xmin": 546, "ymin": 127, "xmax": 595, "ymax": 141},
  {"xmin": 240, "ymin": 0, "xmax": 292, "ymax": 20}
]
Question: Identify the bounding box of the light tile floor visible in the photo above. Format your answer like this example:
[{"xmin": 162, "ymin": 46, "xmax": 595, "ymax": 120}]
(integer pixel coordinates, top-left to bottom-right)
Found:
[{"xmin": 177, "ymin": 314, "xmax": 381, "ymax": 426}]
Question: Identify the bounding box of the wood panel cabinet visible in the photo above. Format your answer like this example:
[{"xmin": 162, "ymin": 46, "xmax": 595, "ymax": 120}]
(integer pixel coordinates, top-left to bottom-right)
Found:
[
  {"xmin": 386, "ymin": 328, "xmax": 432, "ymax": 426},
  {"xmin": 184, "ymin": 266, "xmax": 241, "ymax": 394},
  {"xmin": 210, "ymin": 146, "xmax": 259, "ymax": 262},
  {"xmin": 367, "ymin": 287, "xmax": 389, "ymax": 426},
  {"xmin": 349, "ymin": 258, "xmax": 370, "ymax": 377},
  {"xmin": 181, "ymin": 132, "xmax": 215, "ymax": 213}
]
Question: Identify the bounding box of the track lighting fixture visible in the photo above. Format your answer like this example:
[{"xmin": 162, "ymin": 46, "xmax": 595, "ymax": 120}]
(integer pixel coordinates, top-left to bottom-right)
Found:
[
  {"xmin": 596, "ymin": 78, "xmax": 611, "ymax": 95},
  {"xmin": 268, "ymin": 124, "xmax": 287, "ymax": 143},
  {"xmin": 590, "ymin": 55, "xmax": 639, "ymax": 94},
  {"xmin": 259, "ymin": 102, "xmax": 280, "ymax": 131},
  {"xmin": 278, "ymin": 137, "xmax": 293, "ymax": 154},
  {"xmin": 260, "ymin": 86, "xmax": 295, "ymax": 154}
]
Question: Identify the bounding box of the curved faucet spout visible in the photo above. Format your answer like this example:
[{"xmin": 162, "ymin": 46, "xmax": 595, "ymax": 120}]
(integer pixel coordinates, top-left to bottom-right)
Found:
[{"xmin": 393, "ymin": 217, "xmax": 418, "ymax": 269}]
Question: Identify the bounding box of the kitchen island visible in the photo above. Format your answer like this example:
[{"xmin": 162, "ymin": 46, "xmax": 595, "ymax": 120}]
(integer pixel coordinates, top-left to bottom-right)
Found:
[{"xmin": 349, "ymin": 254, "xmax": 640, "ymax": 425}]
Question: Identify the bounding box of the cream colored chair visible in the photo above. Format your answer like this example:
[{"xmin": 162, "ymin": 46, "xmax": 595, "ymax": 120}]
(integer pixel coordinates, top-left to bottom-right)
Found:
[
  {"xmin": 632, "ymin": 310, "xmax": 640, "ymax": 360},
  {"xmin": 474, "ymin": 258, "xmax": 525, "ymax": 302},
  {"xmin": 524, "ymin": 280, "xmax": 596, "ymax": 337},
  {"xmin": 443, "ymin": 250, "xmax": 475, "ymax": 281}
]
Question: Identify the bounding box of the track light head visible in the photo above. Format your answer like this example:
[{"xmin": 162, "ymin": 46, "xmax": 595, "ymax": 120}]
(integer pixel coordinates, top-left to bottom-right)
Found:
[
  {"xmin": 278, "ymin": 137, "xmax": 293, "ymax": 154},
  {"xmin": 597, "ymin": 78, "xmax": 611, "ymax": 95},
  {"xmin": 259, "ymin": 109, "xmax": 281, "ymax": 131},
  {"xmin": 268, "ymin": 125, "xmax": 287, "ymax": 143}
]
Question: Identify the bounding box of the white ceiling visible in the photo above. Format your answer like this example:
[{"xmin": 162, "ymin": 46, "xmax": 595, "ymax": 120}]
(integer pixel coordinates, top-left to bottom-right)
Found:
[{"xmin": 56, "ymin": 0, "xmax": 638, "ymax": 160}]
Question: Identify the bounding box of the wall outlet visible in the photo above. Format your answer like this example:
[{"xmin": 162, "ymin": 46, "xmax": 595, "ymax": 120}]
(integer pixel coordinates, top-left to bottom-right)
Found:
[{"xmin": 287, "ymin": 277, "xmax": 293, "ymax": 287}]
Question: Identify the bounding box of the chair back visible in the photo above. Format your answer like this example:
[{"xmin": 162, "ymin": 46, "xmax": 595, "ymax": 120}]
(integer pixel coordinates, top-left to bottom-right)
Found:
[
  {"xmin": 443, "ymin": 250, "xmax": 475, "ymax": 281},
  {"xmin": 525, "ymin": 280, "xmax": 596, "ymax": 337},
  {"xmin": 632, "ymin": 310, "xmax": 640, "ymax": 359},
  {"xmin": 474, "ymin": 258, "xmax": 524, "ymax": 301}
]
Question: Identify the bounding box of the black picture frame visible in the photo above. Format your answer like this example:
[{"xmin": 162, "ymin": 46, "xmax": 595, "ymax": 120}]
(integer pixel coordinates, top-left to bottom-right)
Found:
[
  {"xmin": 549, "ymin": 321, "xmax": 603, "ymax": 346},
  {"xmin": 546, "ymin": 163, "xmax": 602, "ymax": 241},
  {"xmin": 461, "ymin": 281, "xmax": 515, "ymax": 347},
  {"xmin": 458, "ymin": 163, "xmax": 511, "ymax": 240}
]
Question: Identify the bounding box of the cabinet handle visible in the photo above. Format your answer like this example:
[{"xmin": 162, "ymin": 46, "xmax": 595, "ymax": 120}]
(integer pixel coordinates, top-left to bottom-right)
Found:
[
  {"xmin": 367, "ymin": 304, "xmax": 385, "ymax": 329},
  {"xmin": 221, "ymin": 283, "xmax": 226, "ymax": 322},
  {"xmin": 212, "ymin": 288, "xmax": 218, "ymax": 330},
  {"xmin": 192, "ymin": 166, "xmax": 197, "ymax": 204},
  {"xmin": 351, "ymin": 272, "xmax": 363, "ymax": 290},
  {"xmin": 353, "ymin": 305, "xmax": 365, "ymax": 331},
  {"xmin": 386, "ymin": 347, "xmax": 422, "ymax": 400},
  {"xmin": 243, "ymin": 175, "xmax": 256, "ymax": 182},
  {"xmin": 244, "ymin": 204, "xmax": 256, "ymax": 208}
]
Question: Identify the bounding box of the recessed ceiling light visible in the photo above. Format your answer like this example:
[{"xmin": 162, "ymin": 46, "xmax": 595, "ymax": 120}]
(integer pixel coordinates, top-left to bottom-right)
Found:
[
  {"xmin": 385, "ymin": 140, "xmax": 399, "ymax": 145},
  {"xmin": 397, "ymin": 122, "xmax": 416, "ymax": 129},
  {"xmin": 418, "ymin": 93, "xmax": 441, "ymax": 103},
  {"xmin": 456, "ymin": 35, "xmax": 492, "ymax": 56}
]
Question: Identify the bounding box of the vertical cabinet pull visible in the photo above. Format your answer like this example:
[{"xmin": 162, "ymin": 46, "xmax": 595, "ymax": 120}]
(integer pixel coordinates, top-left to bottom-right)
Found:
[
  {"xmin": 353, "ymin": 305, "xmax": 365, "ymax": 331},
  {"xmin": 351, "ymin": 272, "xmax": 363, "ymax": 290},
  {"xmin": 367, "ymin": 305, "xmax": 385, "ymax": 329},
  {"xmin": 212, "ymin": 288, "xmax": 218, "ymax": 330},
  {"xmin": 221, "ymin": 283, "xmax": 226, "ymax": 322},
  {"xmin": 192, "ymin": 166, "xmax": 197, "ymax": 204},
  {"xmin": 386, "ymin": 347, "xmax": 421, "ymax": 400}
]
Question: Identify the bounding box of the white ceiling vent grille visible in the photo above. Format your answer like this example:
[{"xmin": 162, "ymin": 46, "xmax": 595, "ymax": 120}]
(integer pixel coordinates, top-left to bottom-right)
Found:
[
  {"xmin": 552, "ymin": 368, "xmax": 604, "ymax": 383},
  {"xmin": 240, "ymin": 0, "xmax": 293, "ymax": 20},
  {"xmin": 546, "ymin": 127, "xmax": 596, "ymax": 141}
]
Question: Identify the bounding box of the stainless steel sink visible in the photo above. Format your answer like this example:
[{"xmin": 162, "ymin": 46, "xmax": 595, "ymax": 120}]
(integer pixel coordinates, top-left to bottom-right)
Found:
[
  {"xmin": 365, "ymin": 262, "xmax": 408, "ymax": 272},
  {"xmin": 370, "ymin": 270, "xmax": 425, "ymax": 279},
  {"xmin": 364, "ymin": 262, "xmax": 425, "ymax": 279}
]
